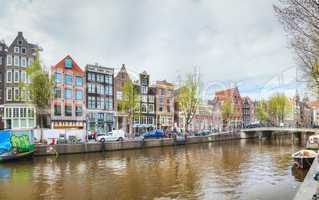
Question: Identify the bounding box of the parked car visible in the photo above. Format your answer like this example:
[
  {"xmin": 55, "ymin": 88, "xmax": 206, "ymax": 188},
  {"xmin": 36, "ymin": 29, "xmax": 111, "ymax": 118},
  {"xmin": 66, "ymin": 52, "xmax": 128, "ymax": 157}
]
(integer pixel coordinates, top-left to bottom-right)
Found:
[
  {"xmin": 96, "ymin": 130, "xmax": 126, "ymax": 142},
  {"xmin": 143, "ymin": 129, "xmax": 165, "ymax": 139},
  {"xmin": 195, "ymin": 130, "xmax": 211, "ymax": 136}
]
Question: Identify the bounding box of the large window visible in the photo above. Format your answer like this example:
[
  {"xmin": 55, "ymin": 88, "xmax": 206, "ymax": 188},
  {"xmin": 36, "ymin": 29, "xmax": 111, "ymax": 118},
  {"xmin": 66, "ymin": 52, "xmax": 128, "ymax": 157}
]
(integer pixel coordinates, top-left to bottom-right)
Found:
[
  {"xmin": 65, "ymin": 105, "xmax": 72, "ymax": 116},
  {"xmin": 105, "ymin": 75, "xmax": 112, "ymax": 84},
  {"xmin": 105, "ymin": 85, "xmax": 112, "ymax": 95},
  {"xmin": 88, "ymin": 83, "xmax": 95, "ymax": 93},
  {"xmin": 7, "ymin": 55, "xmax": 12, "ymax": 66},
  {"xmin": 54, "ymin": 87, "xmax": 62, "ymax": 98},
  {"xmin": 64, "ymin": 89, "xmax": 72, "ymax": 99},
  {"xmin": 76, "ymin": 76, "xmax": 83, "ymax": 86},
  {"xmin": 88, "ymin": 73, "xmax": 95, "ymax": 81},
  {"xmin": 14, "ymin": 56, "xmax": 19, "ymax": 66},
  {"xmin": 14, "ymin": 70, "xmax": 19, "ymax": 83},
  {"xmin": 75, "ymin": 90, "xmax": 83, "ymax": 100},
  {"xmin": 21, "ymin": 57, "xmax": 27, "ymax": 67},
  {"xmin": 88, "ymin": 96, "xmax": 96, "ymax": 109},
  {"xmin": 148, "ymin": 104, "xmax": 154, "ymax": 113},
  {"xmin": 64, "ymin": 74, "xmax": 73, "ymax": 85},
  {"xmin": 97, "ymin": 74, "xmax": 104, "ymax": 83},
  {"xmin": 75, "ymin": 106, "xmax": 82, "ymax": 116},
  {"xmin": 7, "ymin": 70, "xmax": 12, "ymax": 83},
  {"xmin": 141, "ymin": 103, "xmax": 147, "ymax": 113},
  {"xmin": 6, "ymin": 88, "xmax": 12, "ymax": 101},
  {"xmin": 55, "ymin": 72, "xmax": 62, "ymax": 83},
  {"xmin": 54, "ymin": 105, "xmax": 61, "ymax": 116}
]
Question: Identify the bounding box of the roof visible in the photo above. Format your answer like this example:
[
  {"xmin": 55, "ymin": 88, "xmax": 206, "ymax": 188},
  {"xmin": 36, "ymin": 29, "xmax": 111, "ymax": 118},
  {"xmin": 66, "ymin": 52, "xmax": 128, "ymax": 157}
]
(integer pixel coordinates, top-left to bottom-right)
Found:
[
  {"xmin": 215, "ymin": 87, "xmax": 240, "ymax": 101},
  {"xmin": 52, "ymin": 55, "xmax": 84, "ymax": 75}
]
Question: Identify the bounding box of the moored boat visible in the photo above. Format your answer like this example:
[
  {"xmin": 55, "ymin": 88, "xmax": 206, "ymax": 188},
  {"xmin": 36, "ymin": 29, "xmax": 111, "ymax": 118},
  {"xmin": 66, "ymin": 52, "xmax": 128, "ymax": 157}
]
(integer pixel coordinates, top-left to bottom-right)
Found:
[
  {"xmin": 292, "ymin": 149, "xmax": 317, "ymax": 169},
  {"xmin": 0, "ymin": 130, "xmax": 35, "ymax": 162},
  {"xmin": 306, "ymin": 134, "xmax": 319, "ymax": 150}
]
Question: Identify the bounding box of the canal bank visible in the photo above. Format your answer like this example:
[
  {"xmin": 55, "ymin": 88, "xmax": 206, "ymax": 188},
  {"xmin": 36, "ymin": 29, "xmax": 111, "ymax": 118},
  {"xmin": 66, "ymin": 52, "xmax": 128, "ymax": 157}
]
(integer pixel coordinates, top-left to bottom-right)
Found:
[{"xmin": 34, "ymin": 133, "xmax": 241, "ymax": 156}]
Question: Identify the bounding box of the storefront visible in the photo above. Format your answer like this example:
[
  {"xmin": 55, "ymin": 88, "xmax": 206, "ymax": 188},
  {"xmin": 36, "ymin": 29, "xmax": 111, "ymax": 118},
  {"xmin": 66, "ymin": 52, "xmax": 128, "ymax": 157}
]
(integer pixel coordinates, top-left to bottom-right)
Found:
[{"xmin": 87, "ymin": 112, "xmax": 114, "ymax": 133}]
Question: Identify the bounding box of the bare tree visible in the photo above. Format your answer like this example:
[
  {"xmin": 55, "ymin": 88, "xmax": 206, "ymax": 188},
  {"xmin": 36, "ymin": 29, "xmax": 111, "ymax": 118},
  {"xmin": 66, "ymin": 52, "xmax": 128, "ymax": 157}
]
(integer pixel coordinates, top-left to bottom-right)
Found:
[{"xmin": 274, "ymin": 0, "xmax": 319, "ymax": 93}]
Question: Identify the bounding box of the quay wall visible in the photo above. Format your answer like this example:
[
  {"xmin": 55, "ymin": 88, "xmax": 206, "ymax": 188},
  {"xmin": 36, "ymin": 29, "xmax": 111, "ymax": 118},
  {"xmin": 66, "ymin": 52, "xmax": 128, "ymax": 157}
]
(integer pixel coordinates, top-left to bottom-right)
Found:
[{"xmin": 34, "ymin": 133, "xmax": 241, "ymax": 156}]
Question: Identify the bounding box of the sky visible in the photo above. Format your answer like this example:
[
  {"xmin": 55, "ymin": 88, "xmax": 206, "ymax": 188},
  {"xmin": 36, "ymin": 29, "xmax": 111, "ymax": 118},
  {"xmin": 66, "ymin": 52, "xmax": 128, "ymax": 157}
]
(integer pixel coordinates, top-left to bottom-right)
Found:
[{"xmin": 0, "ymin": 0, "xmax": 309, "ymax": 100}]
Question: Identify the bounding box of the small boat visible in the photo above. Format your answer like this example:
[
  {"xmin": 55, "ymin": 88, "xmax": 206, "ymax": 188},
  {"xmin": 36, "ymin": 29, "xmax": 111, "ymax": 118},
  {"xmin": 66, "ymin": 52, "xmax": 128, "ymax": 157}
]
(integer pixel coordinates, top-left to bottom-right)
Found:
[
  {"xmin": 307, "ymin": 134, "xmax": 319, "ymax": 150},
  {"xmin": 292, "ymin": 149, "xmax": 317, "ymax": 169},
  {"xmin": 0, "ymin": 150, "xmax": 34, "ymax": 162}
]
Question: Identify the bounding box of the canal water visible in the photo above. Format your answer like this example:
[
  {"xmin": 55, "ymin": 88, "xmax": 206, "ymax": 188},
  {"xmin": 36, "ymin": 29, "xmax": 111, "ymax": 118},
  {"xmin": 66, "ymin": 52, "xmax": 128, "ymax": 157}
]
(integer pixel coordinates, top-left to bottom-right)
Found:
[{"xmin": 0, "ymin": 139, "xmax": 305, "ymax": 200}]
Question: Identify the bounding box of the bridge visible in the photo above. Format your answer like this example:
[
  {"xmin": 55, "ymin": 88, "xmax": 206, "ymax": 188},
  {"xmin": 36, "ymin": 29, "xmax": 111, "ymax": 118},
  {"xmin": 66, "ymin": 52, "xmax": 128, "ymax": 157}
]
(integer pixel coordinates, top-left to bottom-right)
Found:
[{"xmin": 240, "ymin": 127, "xmax": 319, "ymax": 146}]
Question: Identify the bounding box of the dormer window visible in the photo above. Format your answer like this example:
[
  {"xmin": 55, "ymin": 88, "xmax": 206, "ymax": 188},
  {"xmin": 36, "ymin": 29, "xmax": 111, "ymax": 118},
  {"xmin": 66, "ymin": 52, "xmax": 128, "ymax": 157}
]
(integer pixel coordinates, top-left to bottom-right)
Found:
[{"xmin": 65, "ymin": 58, "xmax": 72, "ymax": 69}]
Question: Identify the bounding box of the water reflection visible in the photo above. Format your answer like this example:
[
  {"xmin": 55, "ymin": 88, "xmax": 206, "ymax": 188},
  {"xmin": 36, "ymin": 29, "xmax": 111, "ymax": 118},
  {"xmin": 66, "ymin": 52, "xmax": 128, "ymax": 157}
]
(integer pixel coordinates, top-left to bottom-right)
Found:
[
  {"xmin": 0, "ymin": 139, "xmax": 302, "ymax": 200},
  {"xmin": 291, "ymin": 165, "xmax": 308, "ymax": 182}
]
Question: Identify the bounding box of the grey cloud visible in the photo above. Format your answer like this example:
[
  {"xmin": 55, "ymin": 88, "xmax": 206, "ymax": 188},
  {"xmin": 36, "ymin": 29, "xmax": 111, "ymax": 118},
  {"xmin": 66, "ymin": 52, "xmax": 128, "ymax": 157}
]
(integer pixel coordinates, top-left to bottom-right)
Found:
[{"xmin": 0, "ymin": 0, "xmax": 297, "ymax": 98}]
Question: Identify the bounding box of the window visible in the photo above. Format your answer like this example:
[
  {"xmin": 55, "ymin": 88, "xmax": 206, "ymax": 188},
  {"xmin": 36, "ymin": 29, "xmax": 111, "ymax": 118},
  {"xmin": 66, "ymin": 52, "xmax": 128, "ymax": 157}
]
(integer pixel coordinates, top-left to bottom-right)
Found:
[
  {"xmin": 0, "ymin": 56, "xmax": 2, "ymax": 65},
  {"xmin": 141, "ymin": 95, "xmax": 147, "ymax": 102},
  {"xmin": 159, "ymin": 96, "xmax": 164, "ymax": 104},
  {"xmin": 64, "ymin": 89, "xmax": 72, "ymax": 99},
  {"xmin": 0, "ymin": 73, "xmax": 2, "ymax": 82},
  {"xmin": 54, "ymin": 72, "xmax": 62, "ymax": 83},
  {"xmin": 18, "ymin": 40, "xmax": 22, "ymax": 45},
  {"xmin": 21, "ymin": 57, "xmax": 27, "ymax": 67},
  {"xmin": 97, "ymin": 74, "xmax": 104, "ymax": 83},
  {"xmin": 148, "ymin": 104, "xmax": 154, "ymax": 113},
  {"xmin": 28, "ymin": 57, "xmax": 33, "ymax": 66},
  {"xmin": 105, "ymin": 75, "xmax": 112, "ymax": 84},
  {"xmin": 7, "ymin": 55, "xmax": 12, "ymax": 65},
  {"xmin": 21, "ymin": 47, "xmax": 26, "ymax": 54},
  {"xmin": 20, "ymin": 89, "xmax": 25, "ymax": 101},
  {"xmin": 54, "ymin": 87, "xmax": 62, "ymax": 98},
  {"xmin": 100, "ymin": 98, "xmax": 105, "ymax": 109},
  {"xmin": 14, "ymin": 47, "xmax": 19, "ymax": 53},
  {"xmin": 6, "ymin": 88, "xmax": 12, "ymax": 101},
  {"xmin": 88, "ymin": 96, "xmax": 96, "ymax": 109},
  {"xmin": 64, "ymin": 58, "xmax": 72, "ymax": 68},
  {"xmin": 88, "ymin": 73, "xmax": 95, "ymax": 81},
  {"xmin": 105, "ymin": 85, "xmax": 112, "ymax": 95},
  {"xmin": 14, "ymin": 56, "xmax": 19, "ymax": 66},
  {"xmin": 108, "ymin": 98, "xmax": 113, "ymax": 110},
  {"xmin": 76, "ymin": 76, "xmax": 82, "ymax": 86},
  {"xmin": 14, "ymin": 88, "xmax": 19, "ymax": 101},
  {"xmin": 116, "ymin": 91, "xmax": 122, "ymax": 100},
  {"xmin": 7, "ymin": 70, "xmax": 12, "ymax": 83},
  {"xmin": 97, "ymin": 97, "xmax": 101, "ymax": 109},
  {"xmin": 21, "ymin": 71, "xmax": 26, "ymax": 83},
  {"xmin": 88, "ymin": 83, "xmax": 95, "ymax": 93},
  {"xmin": 64, "ymin": 74, "xmax": 73, "ymax": 85},
  {"xmin": 65, "ymin": 105, "xmax": 72, "ymax": 116},
  {"xmin": 76, "ymin": 106, "xmax": 82, "ymax": 116},
  {"xmin": 148, "ymin": 96, "xmax": 154, "ymax": 103},
  {"xmin": 141, "ymin": 86, "xmax": 147, "ymax": 94},
  {"xmin": 54, "ymin": 105, "xmax": 61, "ymax": 116},
  {"xmin": 75, "ymin": 90, "xmax": 83, "ymax": 100},
  {"xmin": 14, "ymin": 70, "xmax": 19, "ymax": 83},
  {"xmin": 160, "ymin": 89, "xmax": 165, "ymax": 95},
  {"xmin": 159, "ymin": 106, "xmax": 163, "ymax": 112},
  {"xmin": 141, "ymin": 103, "xmax": 147, "ymax": 113},
  {"xmin": 147, "ymin": 117, "xmax": 153, "ymax": 125},
  {"xmin": 13, "ymin": 108, "xmax": 19, "ymax": 118},
  {"xmin": 20, "ymin": 108, "xmax": 27, "ymax": 118}
]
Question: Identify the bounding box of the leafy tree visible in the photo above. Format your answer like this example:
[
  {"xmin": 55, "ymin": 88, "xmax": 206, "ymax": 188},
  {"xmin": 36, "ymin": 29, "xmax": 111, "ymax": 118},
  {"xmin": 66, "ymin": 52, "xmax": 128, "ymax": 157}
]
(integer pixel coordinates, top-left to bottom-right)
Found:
[
  {"xmin": 177, "ymin": 73, "xmax": 201, "ymax": 132},
  {"xmin": 268, "ymin": 94, "xmax": 292, "ymax": 126},
  {"xmin": 274, "ymin": 1, "xmax": 319, "ymax": 94},
  {"xmin": 255, "ymin": 101, "xmax": 269, "ymax": 125},
  {"xmin": 22, "ymin": 54, "xmax": 53, "ymax": 141},
  {"xmin": 221, "ymin": 99, "xmax": 234, "ymax": 129},
  {"xmin": 118, "ymin": 80, "xmax": 140, "ymax": 135}
]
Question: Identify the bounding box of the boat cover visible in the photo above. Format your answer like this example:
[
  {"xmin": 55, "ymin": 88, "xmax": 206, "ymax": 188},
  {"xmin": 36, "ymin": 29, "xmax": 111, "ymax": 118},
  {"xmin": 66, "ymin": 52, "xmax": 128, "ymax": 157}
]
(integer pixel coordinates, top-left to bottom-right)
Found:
[{"xmin": 0, "ymin": 131, "xmax": 12, "ymax": 155}]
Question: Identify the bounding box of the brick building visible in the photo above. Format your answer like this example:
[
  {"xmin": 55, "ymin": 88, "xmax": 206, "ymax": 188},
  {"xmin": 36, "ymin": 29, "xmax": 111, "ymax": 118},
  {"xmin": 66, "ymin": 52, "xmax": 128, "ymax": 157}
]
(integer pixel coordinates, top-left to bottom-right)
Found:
[
  {"xmin": 214, "ymin": 87, "xmax": 243, "ymax": 129},
  {"xmin": 155, "ymin": 80, "xmax": 175, "ymax": 131},
  {"xmin": 51, "ymin": 55, "xmax": 86, "ymax": 129}
]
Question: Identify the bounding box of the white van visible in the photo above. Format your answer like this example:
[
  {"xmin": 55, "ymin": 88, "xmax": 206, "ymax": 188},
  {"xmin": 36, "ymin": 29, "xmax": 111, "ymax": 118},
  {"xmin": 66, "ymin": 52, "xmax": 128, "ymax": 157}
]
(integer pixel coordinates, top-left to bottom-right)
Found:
[{"xmin": 96, "ymin": 130, "xmax": 126, "ymax": 142}]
